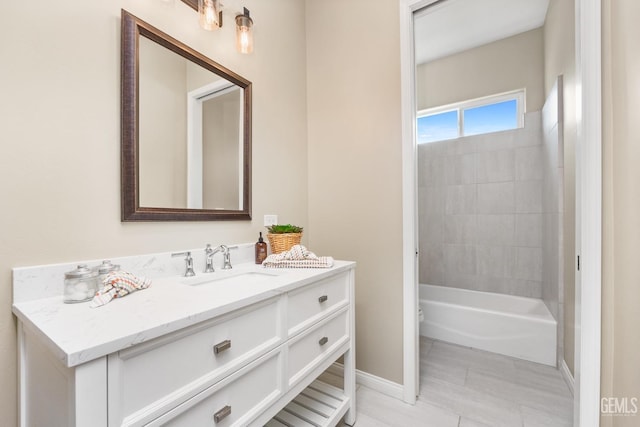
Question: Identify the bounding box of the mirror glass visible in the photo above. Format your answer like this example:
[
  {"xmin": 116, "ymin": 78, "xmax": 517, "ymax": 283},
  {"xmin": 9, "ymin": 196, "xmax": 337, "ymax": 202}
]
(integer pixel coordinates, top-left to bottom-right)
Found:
[{"xmin": 121, "ymin": 10, "xmax": 252, "ymax": 221}]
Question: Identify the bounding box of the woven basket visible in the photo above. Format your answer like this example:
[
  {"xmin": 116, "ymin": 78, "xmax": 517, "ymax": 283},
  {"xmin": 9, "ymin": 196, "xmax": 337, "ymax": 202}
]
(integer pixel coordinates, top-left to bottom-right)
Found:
[{"xmin": 267, "ymin": 233, "xmax": 302, "ymax": 254}]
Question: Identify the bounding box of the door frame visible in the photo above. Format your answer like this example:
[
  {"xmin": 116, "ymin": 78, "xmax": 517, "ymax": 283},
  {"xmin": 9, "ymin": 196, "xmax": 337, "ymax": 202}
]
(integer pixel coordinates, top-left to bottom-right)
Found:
[
  {"xmin": 398, "ymin": 1, "xmax": 602, "ymax": 425},
  {"xmin": 573, "ymin": 0, "xmax": 602, "ymax": 424}
]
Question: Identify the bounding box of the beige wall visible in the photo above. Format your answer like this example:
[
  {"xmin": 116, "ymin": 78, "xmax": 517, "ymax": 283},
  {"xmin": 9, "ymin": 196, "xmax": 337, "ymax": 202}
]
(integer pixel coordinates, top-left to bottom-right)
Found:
[
  {"xmin": 602, "ymin": 0, "xmax": 640, "ymax": 425},
  {"xmin": 305, "ymin": 0, "xmax": 404, "ymax": 384},
  {"xmin": 416, "ymin": 28, "xmax": 545, "ymax": 112},
  {"xmin": 543, "ymin": 0, "xmax": 577, "ymax": 375},
  {"xmin": 0, "ymin": 1, "xmax": 308, "ymax": 424},
  {"xmin": 601, "ymin": 2, "xmax": 614, "ymax": 424}
]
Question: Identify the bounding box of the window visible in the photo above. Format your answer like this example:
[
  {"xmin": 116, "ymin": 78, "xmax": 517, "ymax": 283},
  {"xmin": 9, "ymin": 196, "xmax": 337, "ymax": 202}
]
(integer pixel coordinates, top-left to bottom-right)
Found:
[
  {"xmin": 417, "ymin": 90, "xmax": 524, "ymax": 144},
  {"xmin": 417, "ymin": 109, "xmax": 458, "ymax": 143}
]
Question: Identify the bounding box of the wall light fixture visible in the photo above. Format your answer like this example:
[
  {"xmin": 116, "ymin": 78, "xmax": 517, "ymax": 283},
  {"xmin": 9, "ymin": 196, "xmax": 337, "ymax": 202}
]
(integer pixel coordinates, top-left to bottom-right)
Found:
[
  {"xmin": 235, "ymin": 8, "xmax": 253, "ymax": 54},
  {"xmin": 198, "ymin": 0, "xmax": 222, "ymax": 30},
  {"xmin": 182, "ymin": 0, "xmax": 254, "ymax": 54}
]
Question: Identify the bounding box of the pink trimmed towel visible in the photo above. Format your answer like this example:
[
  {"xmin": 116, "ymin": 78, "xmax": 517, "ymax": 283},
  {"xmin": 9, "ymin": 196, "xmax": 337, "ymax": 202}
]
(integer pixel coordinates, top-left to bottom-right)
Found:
[
  {"xmin": 90, "ymin": 271, "xmax": 152, "ymax": 308},
  {"xmin": 262, "ymin": 245, "xmax": 333, "ymax": 269}
]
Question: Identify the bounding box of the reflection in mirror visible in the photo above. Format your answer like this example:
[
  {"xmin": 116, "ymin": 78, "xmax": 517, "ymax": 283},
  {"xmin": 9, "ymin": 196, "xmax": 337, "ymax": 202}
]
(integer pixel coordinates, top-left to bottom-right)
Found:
[
  {"xmin": 188, "ymin": 82, "xmax": 243, "ymax": 210},
  {"xmin": 121, "ymin": 10, "xmax": 252, "ymax": 221}
]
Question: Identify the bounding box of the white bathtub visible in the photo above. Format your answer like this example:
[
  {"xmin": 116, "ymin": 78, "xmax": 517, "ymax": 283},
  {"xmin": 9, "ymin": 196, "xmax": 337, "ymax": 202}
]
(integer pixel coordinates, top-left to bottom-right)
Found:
[{"xmin": 419, "ymin": 284, "xmax": 557, "ymax": 366}]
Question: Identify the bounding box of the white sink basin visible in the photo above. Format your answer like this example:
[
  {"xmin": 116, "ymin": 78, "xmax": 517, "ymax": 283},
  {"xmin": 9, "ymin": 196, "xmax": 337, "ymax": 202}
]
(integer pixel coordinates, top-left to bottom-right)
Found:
[{"xmin": 181, "ymin": 270, "xmax": 282, "ymax": 287}]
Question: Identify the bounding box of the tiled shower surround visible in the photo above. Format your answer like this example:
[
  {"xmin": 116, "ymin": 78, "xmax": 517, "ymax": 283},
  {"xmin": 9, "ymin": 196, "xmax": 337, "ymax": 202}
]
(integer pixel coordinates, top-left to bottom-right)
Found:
[{"xmin": 418, "ymin": 111, "xmax": 560, "ymax": 300}]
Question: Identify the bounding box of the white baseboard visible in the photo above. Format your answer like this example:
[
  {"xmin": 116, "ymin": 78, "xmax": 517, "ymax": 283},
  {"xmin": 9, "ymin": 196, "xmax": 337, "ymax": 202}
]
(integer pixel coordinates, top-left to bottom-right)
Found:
[
  {"xmin": 560, "ymin": 359, "xmax": 575, "ymax": 396},
  {"xmin": 326, "ymin": 363, "xmax": 405, "ymax": 401}
]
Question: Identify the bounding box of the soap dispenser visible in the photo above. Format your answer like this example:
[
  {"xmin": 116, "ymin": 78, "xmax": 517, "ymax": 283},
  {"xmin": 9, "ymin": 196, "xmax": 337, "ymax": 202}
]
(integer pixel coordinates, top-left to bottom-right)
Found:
[{"xmin": 255, "ymin": 232, "xmax": 268, "ymax": 264}]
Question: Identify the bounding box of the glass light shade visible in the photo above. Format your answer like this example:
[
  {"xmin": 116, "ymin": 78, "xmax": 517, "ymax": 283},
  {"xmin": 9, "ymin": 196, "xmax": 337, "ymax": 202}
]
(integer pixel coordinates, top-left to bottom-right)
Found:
[
  {"xmin": 235, "ymin": 14, "xmax": 253, "ymax": 54},
  {"xmin": 198, "ymin": 0, "xmax": 221, "ymax": 31}
]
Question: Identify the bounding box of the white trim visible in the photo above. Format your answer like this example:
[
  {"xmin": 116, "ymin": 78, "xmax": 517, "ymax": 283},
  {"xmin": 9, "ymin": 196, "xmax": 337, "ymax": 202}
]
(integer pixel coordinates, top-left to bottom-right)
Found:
[
  {"xmin": 561, "ymin": 359, "xmax": 575, "ymax": 397},
  {"xmin": 399, "ymin": 0, "xmax": 431, "ymax": 405},
  {"xmin": 399, "ymin": 0, "xmax": 450, "ymax": 405},
  {"xmin": 186, "ymin": 91, "xmax": 204, "ymax": 209},
  {"xmin": 418, "ymin": 90, "xmax": 525, "ymax": 114},
  {"xmin": 575, "ymin": 0, "xmax": 602, "ymax": 426},
  {"xmin": 327, "ymin": 363, "xmax": 404, "ymax": 401},
  {"xmin": 17, "ymin": 322, "xmax": 25, "ymax": 427}
]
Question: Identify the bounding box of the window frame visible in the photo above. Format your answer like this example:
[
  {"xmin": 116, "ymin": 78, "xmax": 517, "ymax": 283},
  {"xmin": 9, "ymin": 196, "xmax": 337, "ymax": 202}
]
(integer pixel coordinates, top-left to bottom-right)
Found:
[{"xmin": 416, "ymin": 89, "xmax": 526, "ymax": 143}]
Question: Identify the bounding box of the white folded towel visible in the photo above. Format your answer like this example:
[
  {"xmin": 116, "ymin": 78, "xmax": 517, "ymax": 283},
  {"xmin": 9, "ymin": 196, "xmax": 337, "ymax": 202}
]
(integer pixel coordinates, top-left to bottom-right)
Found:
[
  {"xmin": 262, "ymin": 245, "xmax": 333, "ymax": 269},
  {"xmin": 90, "ymin": 271, "xmax": 152, "ymax": 308}
]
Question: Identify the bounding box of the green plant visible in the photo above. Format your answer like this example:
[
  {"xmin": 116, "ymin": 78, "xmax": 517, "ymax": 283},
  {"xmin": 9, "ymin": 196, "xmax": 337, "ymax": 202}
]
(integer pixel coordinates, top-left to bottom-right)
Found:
[{"xmin": 266, "ymin": 224, "xmax": 303, "ymax": 234}]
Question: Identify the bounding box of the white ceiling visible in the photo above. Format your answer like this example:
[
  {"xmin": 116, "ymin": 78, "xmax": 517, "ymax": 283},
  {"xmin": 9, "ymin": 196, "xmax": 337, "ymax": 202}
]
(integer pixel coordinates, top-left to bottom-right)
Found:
[{"xmin": 414, "ymin": 0, "xmax": 550, "ymax": 65}]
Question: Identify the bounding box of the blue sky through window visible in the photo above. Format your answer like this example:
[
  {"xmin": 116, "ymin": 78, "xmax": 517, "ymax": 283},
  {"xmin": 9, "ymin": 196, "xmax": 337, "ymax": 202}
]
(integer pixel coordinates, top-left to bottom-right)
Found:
[
  {"xmin": 463, "ymin": 99, "xmax": 517, "ymax": 136},
  {"xmin": 417, "ymin": 97, "xmax": 519, "ymax": 144},
  {"xmin": 417, "ymin": 110, "xmax": 458, "ymax": 144}
]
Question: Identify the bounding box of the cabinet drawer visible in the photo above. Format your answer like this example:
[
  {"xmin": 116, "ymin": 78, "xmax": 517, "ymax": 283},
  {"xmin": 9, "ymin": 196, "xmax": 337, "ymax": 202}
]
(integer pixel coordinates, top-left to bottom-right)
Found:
[
  {"xmin": 147, "ymin": 350, "xmax": 282, "ymax": 427},
  {"xmin": 110, "ymin": 298, "xmax": 281, "ymax": 425},
  {"xmin": 287, "ymin": 272, "xmax": 349, "ymax": 337},
  {"xmin": 287, "ymin": 309, "xmax": 349, "ymax": 387}
]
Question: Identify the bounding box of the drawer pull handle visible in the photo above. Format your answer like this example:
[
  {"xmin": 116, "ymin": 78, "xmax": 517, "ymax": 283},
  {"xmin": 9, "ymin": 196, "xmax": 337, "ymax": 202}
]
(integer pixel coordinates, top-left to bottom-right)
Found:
[
  {"xmin": 213, "ymin": 405, "xmax": 232, "ymax": 423},
  {"xmin": 319, "ymin": 336, "xmax": 329, "ymax": 346},
  {"xmin": 213, "ymin": 340, "xmax": 231, "ymax": 355},
  {"xmin": 318, "ymin": 295, "xmax": 328, "ymax": 303}
]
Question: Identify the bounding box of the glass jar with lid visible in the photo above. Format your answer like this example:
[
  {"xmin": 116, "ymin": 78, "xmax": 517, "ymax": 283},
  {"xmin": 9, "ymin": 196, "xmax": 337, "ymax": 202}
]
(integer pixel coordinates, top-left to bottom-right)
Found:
[
  {"xmin": 63, "ymin": 264, "xmax": 99, "ymax": 303},
  {"xmin": 95, "ymin": 260, "xmax": 120, "ymax": 287}
]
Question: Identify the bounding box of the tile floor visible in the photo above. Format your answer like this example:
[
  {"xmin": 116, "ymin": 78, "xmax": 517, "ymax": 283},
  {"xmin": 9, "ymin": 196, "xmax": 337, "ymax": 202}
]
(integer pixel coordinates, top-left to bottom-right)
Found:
[{"xmin": 330, "ymin": 337, "xmax": 573, "ymax": 427}]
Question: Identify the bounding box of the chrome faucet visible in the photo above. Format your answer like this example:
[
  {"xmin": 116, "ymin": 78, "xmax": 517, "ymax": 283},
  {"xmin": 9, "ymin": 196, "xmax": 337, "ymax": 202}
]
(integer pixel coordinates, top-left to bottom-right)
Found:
[
  {"xmin": 220, "ymin": 245, "xmax": 233, "ymax": 270},
  {"xmin": 172, "ymin": 251, "xmax": 195, "ymax": 277},
  {"xmin": 204, "ymin": 244, "xmax": 233, "ymax": 272},
  {"xmin": 204, "ymin": 244, "xmax": 215, "ymax": 273}
]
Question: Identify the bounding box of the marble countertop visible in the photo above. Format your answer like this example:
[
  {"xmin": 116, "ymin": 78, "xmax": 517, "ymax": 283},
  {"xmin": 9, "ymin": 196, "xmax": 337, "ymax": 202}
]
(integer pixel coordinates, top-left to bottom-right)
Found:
[{"xmin": 12, "ymin": 261, "xmax": 355, "ymax": 368}]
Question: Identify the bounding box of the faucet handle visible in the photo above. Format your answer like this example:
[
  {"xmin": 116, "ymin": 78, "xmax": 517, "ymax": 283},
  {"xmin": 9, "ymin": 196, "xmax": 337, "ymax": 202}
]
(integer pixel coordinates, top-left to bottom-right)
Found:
[
  {"xmin": 204, "ymin": 244, "xmax": 215, "ymax": 273},
  {"xmin": 171, "ymin": 251, "xmax": 193, "ymax": 261},
  {"xmin": 172, "ymin": 251, "xmax": 196, "ymax": 277},
  {"xmin": 221, "ymin": 246, "xmax": 233, "ymax": 270}
]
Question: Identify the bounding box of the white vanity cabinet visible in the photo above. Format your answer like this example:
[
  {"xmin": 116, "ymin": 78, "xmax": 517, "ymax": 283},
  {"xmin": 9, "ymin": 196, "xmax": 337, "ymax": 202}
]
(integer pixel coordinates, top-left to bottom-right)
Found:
[
  {"xmin": 14, "ymin": 262, "xmax": 356, "ymax": 427},
  {"xmin": 108, "ymin": 297, "xmax": 284, "ymax": 426}
]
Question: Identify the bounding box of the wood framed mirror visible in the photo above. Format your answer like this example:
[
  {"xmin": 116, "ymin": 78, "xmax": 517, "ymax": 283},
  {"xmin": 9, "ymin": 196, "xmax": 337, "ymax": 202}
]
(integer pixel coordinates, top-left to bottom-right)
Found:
[
  {"xmin": 121, "ymin": 9, "xmax": 252, "ymax": 221},
  {"xmin": 180, "ymin": 0, "xmax": 198, "ymax": 11}
]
